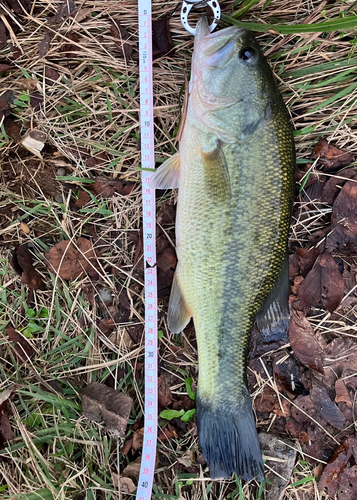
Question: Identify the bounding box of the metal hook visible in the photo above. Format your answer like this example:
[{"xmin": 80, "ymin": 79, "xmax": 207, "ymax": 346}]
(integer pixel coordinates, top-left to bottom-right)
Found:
[{"xmin": 181, "ymin": 0, "xmax": 221, "ymax": 36}]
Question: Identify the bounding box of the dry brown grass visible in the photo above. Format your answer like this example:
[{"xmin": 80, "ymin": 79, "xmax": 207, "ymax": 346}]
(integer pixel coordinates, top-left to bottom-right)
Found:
[{"xmin": 0, "ymin": 0, "xmax": 357, "ymax": 498}]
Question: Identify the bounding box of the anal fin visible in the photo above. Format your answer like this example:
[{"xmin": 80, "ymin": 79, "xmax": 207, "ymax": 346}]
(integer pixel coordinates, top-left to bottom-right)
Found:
[
  {"xmin": 167, "ymin": 271, "xmax": 191, "ymax": 334},
  {"xmin": 256, "ymin": 254, "xmax": 290, "ymax": 343},
  {"xmin": 148, "ymin": 152, "xmax": 180, "ymax": 190}
]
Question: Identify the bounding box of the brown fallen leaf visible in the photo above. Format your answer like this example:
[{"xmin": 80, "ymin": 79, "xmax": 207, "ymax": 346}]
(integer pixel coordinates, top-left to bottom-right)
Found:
[
  {"xmin": 55, "ymin": 0, "xmax": 76, "ymax": 22},
  {"xmin": 158, "ymin": 374, "xmax": 172, "ymax": 408},
  {"xmin": 111, "ymin": 473, "xmax": 136, "ymax": 494},
  {"xmin": 60, "ymin": 32, "xmax": 80, "ymax": 56},
  {"xmin": 0, "ymin": 389, "xmax": 14, "ymax": 447},
  {"xmin": 338, "ymin": 465, "xmax": 357, "ymax": 500},
  {"xmin": 81, "ymin": 382, "xmax": 132, "ymax": 437},
  {"xmin": 289, "ymin": 311, "xmax": 324, "ymax": 373},
  {"xmin": 132, "ymin": 428, "xmax": 144, "ymax": 450},
  {"xmin": 88, "ymin": 177, "xmax": 136, "ymax": 198},
  {"xmin": 327, "ymin": 180, "xmax": 357, "ymax": 253},
  {"xmin": 12, "ymin": 244, "xmax": 44, "ymax": 290},
  {"xmin": 335, "ymin": 379, "xmax": 351, "ymax": 405},
  {"xmin": 157, "ymin": 246, "xmax": 177, "ymax": 272},
  {"xmin": 296, "ymin": 246, "xmax": 320, "ymax": 278},
  {"xmin": 311, "ymin": 138, "xmax": 354, "ymax": 171},
  {"xmin": 310, "ymin": 384, "xmax": 345, "ymax": 430},
  {"xmin": 321, "ymin": 168, "xmax": 357, "ymax": 205},
  {"xmin": 4, "ymin": 117, "xmax": 21, "ymax": 142},
  {"xmin": 0, "ymin": 63, "xmax": 12, "ymax": 74},
  {"xmin": 30, "ymin": 92, "xmax": 43, "ymax": 111},
  {"xmin": 0, "ymin": 20, "xmax": 7, "ymax": 50},
  {"xmin": 298, "ymin": 251, "xmax": 344, "ymax": 312},
  {"xmin": 259, "ymin": 433, "xmax": 296, "ymax": 500},
  {"xmin": 110, "ymin": 20, "xmax": 132, "ymax": 58},
  {"xmin": 74, "ymin": 190, "xmax": 90, "ymax": 207},
  {"xmin": 152, "ymin": 18, "xmax": 174, "ymax": 60},
  {"xmin": 38, "ymin": 33, "xmax": 52, "ymax": 58},
  {"xmin": 273, "ymin": 354, "xmax": 307, "ymax": 396},
  {"xmin": 45, "ymin": 237, "xmax": 100, "ymax": 280},
  {"xmin": 122, "ymin": 437, "xmax": 133, "ymax": 456},
  {"xmin": 5, "ymin": 324, "xmax": 35, "ymax": 362},
  {"xmin": 7, "ymin": 0, "xmax": 32, "ymax": 13},
  {"xmin": 319, "ymin": 438, "xmax": 357, "ymax": 498}
]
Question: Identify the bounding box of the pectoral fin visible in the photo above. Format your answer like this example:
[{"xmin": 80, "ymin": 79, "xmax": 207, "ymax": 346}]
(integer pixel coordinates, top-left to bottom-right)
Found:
[
  {"xmin": 256, "ymin": 255, "xmax": 290, "ymax": 343},
  {"xmin": 167, "ymin": 271, "xmax": 191, "ymax": 334},
  {"xmin": 201, "ymin": 140, "xmax": 230, "ymax": 203},
  {"xmin": 148, "ymin": 152, "xmax": 180, "ymax": 190}
]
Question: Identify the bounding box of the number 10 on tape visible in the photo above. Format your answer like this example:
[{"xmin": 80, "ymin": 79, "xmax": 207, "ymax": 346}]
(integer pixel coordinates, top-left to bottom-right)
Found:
[{"xmin": 136, "ymin": 1, "xmax": 158, "ymax": 500}]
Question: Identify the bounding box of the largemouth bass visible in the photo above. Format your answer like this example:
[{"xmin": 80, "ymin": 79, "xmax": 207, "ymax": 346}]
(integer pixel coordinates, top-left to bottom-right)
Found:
[{"xmin": 150, "ymin": 17, "xmax": 295, "ymax": 481}]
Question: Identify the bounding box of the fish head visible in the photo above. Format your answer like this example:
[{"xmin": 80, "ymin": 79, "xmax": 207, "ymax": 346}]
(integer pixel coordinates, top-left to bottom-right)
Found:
[{"xmin": 189, "ymin": 17, "xmax": 280, "ymax": 143}]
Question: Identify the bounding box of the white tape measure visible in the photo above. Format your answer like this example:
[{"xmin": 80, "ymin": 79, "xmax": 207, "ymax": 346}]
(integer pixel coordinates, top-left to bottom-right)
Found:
[{"xmin": 136, "ymin": 1, "xmax": 158, "ymax": 499}]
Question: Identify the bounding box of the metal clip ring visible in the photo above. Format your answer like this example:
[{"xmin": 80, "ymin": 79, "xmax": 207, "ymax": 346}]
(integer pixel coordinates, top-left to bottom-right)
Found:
[{"xmin": 181, "ymin": 0, "xmax": 221, "ymax": 36}]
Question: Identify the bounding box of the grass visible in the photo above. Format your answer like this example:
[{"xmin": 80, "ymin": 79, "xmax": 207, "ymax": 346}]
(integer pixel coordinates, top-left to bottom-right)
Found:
[{"xmin": 0, "ymin": 0, "xmax": 357, "ymax": 498}]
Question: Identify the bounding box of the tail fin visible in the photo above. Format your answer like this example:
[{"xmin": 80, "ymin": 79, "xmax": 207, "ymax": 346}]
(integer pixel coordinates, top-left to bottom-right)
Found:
[{"xmin": 197, "ymin": 389, "xmax": 264, "ymax": 481}]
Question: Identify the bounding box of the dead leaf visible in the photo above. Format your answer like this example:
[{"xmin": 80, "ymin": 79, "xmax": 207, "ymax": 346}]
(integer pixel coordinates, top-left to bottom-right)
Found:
[
  {"xmin": 321, "ymin": 169, "xmax": 357, "ymax": 205},
  {"xmin": 0, "ymin": 387, "xmax": 15, "ymax": 447},
  {"xmin": 296, "ymin": 247, "xmax": 320, "ymax": 278},
  {"xmin": 74, "ymin": 190, "xmax": 90, "ymax": 207},
  {"xmin": 259, "ymin": 433, "xmax": 296, "ymax": 500},
  {"xmin": 132, "ymin": 428, "xmax": 144, "ymax": 450},
  {"xmin": 44, "ymin": 66, "xmax": 60, "ymax": 84},
  {"xmin": 298, "ymin": 252, "xmax": 344, "ymax": 312},
  {"xmin": 327, "ymin": 180, "xmax": 357, "ymax": 253},
  {"xmin": 45, "ymin": 237, "xmax": 100, "ymax": 280},
  {"xmin": 335, "ymin": 379, "xmax": 351, "ymax": 405},
  {"xmin": 121, "ymin": 456, "xmax": 142, "ymax": 478},
  {"xmin": 38, "ymin": 33, "xmax": 51, "ymax": 58},
  {"xmin": 111, "ymin": 473, "xmax": 136, "ymax": 494},
  {"xmin": 157, "ymin": 246, "xmax": 177, "ymax": 272},
  {"xmin": 310, "ymin": 384, "xmax": 345, "ymax": 429},
  {"xmin": 311, "ymin": 138, "xmax": 354, "ymax": 171},
  {"xmin": 4, "ymin": 117, "xmax": 21, "ymax": 142},
  {"xmin": 6, "ymin": 0, "xmax": 32, "ymax": 14},
  {"xmin": 122, "ymin": 437, "xmax": 133, "ymax": 455},
  {"xmin": 158, "ymin": 374, "xmax": 172, "ymax": 408},
  {"xmin": 157, "ymin": 197, "xmax": 176, "ymax": 225},
  {"xmin": 152, "ymin": 18, "xmax": 174, "ymax": 60},
  {"xmin": 110, "ymin": 20, "xmax": 132, "ymax": 58},
  {"xmin": 60, "ymin": 32, "xmax": 80, "ymax": 55},
  {"xmin": 0, "ymin": 63, "xmax": 12, "ymax": 73},
  {"xmin": 289, "ymin": 253, "xmax": 299, "ymax": 281},
  {"xmin": 319, "ymin": 438, "xmax": 357, "ymax": 498},
  {"xmin": 88, "ymin": 177, "xmax": 136, "ymax": 198},
  {"xmin": 289, "ymin": 311, "xmax": 324, "ymax": 373},
  {"xmin": 30, "ymin": 92, "xmax": 43, "ymax": 111},
  {"xmin": 338, "ymin": 465, "xmax": 357, "ymax": 500},
  {"xmin": 12, "ymin": 244, "xmax": 44, "ymax": 290},
  {"xmin": 5, "ymin": 324, "xmax": 35, "ymax": 361},
  {"xmin": 20, "ymin": 222, "xmax": 30, "ymax": 235},
  {"xmin": 55, "ymin": 0, "xmax": 76, "ymax": 23},
  {"xmin": 273, "ymin": 354, "xmax": 307, "ymax": 396},
  {"xmin": 70, "ymin": 7, "xmax": 92, "ymax": 23},
  {"xmin": 81, "ymin": 382, "xmax": 132, "ymax": 437},
  {"xmin": 108, "ymin": 328, "xmax": 134, "ymax": 349},
  {"xmin": 0, "ymin": 20, "xmax": 7, "ymax": 50},
  {"xmin": 255, "ymin": 385, "xmax": 279, "ymax": 413}
]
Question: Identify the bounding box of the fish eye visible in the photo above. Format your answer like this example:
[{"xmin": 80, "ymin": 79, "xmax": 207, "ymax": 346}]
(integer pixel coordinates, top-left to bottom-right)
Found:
[{"xmin": 239, "ymin": 47, "xmax": 257, "ymax": 63}]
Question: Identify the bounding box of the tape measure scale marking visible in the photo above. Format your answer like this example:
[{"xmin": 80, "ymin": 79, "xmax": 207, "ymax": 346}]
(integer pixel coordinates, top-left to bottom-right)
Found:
[{"xmin": 137, "ymin": 2, "xmax": 158, "ymax": 499}]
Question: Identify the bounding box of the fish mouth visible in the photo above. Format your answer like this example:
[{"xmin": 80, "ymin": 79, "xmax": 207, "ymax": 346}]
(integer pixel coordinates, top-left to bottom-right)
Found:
[
  {"xmin": 194, "ymin": 17, "xmax": 246, "ymax": 68},
  {"xmin": 195, "ymin": 16, "xmax": 246, "ymax": 43}
]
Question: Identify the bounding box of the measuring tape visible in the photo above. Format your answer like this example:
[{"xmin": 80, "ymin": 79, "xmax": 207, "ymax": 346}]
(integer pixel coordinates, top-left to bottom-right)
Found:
[{"xmin": 136, "ymin": 1, "xmax": 158, "ymax": 499}]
